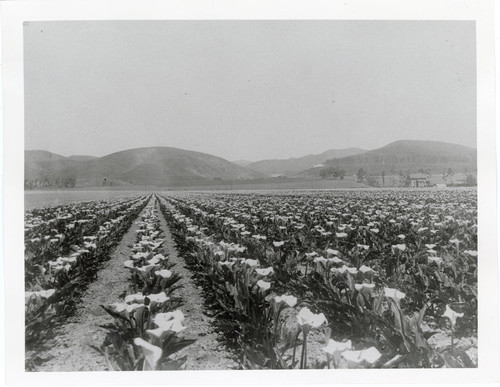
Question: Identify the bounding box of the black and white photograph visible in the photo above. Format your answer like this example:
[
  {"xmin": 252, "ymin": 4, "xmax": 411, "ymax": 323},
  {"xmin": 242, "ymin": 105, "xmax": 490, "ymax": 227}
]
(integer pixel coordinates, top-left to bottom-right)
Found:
[{"xmin": 2, "ymin": 0, "xmax": 499, "ymax": 385}]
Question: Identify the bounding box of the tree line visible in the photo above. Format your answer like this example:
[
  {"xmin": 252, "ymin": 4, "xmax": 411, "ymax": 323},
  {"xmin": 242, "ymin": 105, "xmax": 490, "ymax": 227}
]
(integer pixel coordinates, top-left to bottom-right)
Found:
[
  {"xmin": 25, "ymin": 177, "xmax": 76, "ymax": 189},
  {"xmin": 320, "ymin": 166, "xmax": 477, "ymax": 187},
  {"xmin": 319, "ymin": 166, "xmax": 346, "ymax": 180}
]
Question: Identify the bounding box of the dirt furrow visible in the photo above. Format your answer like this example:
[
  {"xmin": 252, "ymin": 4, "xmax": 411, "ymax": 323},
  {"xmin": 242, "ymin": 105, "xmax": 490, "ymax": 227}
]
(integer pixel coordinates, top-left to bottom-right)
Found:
[
  {"xmin": 155, "ymin": 201, "xmax": 240, "ymax": 370},
  {"xmin": 34, "ymin": 202, "xmax": 152, "ymax": 372},
  {"xmin": 33, "ymin": 198, "xmax": 239, "ymax": 371}
]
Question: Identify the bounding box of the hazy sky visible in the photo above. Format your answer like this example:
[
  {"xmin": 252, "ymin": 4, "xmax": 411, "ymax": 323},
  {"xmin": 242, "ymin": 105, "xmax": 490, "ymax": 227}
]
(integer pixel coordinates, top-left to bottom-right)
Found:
[{"xmin": 24, "ymin": 21, "xmax": 476, "ymax": 161}]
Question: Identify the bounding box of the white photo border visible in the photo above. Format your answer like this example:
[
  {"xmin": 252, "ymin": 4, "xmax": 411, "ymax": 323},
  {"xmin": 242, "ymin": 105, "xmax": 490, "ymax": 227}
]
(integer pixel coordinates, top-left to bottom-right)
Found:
[{"xmin": 2, "ymin": 0, "xmax": 498, "ymax": 385}]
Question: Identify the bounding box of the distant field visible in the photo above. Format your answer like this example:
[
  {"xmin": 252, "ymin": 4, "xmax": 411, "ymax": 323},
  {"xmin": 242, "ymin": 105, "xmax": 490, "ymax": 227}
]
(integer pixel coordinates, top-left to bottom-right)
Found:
[
  {"xmin": 164, "ymin": 178, "xmax": 367, "ymax": 191},
  {"xmin": 24, "ymin": 174, "xmax": 471, "ymax": 209},
  {"xmin": 24, "ymin": 189, "xmax": 149, "ymax": 210},
  {"xmin": 25, "ymin": 179, "xmax": 367, "ymax": 209}
]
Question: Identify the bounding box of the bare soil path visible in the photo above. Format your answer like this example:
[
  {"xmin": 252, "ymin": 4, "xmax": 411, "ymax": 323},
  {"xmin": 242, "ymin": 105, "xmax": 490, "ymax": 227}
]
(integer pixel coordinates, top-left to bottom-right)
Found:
[
  {"xmin": 154, "ymin": 201, "xmax": 240, "ymax": 370},
  {"xmin": 33, "ymin": 197, "xmax": 239, "ymax": 371}
]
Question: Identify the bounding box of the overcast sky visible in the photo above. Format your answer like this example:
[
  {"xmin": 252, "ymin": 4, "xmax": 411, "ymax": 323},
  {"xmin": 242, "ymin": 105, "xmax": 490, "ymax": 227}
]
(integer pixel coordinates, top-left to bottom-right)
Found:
[{"xmin": 24, "ymin": 20, "xmax": 476, "ymax": 161}]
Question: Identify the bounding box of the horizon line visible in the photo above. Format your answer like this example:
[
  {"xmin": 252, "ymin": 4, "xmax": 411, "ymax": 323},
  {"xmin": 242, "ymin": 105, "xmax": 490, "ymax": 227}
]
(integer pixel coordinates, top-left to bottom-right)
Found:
[{"xmin": 25, "ymin": 139, "xmax": 478, "ymax": 162}]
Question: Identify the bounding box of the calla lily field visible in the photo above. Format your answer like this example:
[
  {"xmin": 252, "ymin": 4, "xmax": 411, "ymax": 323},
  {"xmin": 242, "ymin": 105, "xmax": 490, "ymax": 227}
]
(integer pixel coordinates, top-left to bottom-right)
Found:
[{"xmin": 25, "ymin": 188, "xmax": 478, "ymax": 370}]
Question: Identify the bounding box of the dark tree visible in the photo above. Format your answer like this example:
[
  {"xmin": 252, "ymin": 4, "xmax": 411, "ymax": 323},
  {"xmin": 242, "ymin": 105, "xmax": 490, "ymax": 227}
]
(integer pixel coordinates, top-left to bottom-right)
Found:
[{"xmin": 357, "ymin": 168, "xmax": 366, "ymax": 182}]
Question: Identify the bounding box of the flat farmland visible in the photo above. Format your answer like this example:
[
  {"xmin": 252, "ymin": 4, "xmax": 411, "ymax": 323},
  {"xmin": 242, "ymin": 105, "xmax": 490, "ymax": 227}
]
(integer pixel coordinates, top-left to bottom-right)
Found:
[
  {"xmin": 24, "ymin": 187, "xmax": 478, "ymax": 370},
  {"xmin": 24, "ymin": 189, "xmax": 151, "ymax": 210}
]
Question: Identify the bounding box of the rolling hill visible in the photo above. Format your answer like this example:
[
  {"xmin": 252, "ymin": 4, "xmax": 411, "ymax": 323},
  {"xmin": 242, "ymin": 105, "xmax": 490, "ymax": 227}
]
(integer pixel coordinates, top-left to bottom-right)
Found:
[
  {"xmin": 25, "ymin": 147, "xmax": 263, "ymax": 187},
  {"xmin": 68, "ymin": 155, "xmax": 98, "ymax": 161},
  {"xmin": 25, "ymin": 150, "xmax": 81, "ymax": 181},
  {"xmin": 232, "ymin": 160, "xmax": 253, "ymax": 167},
  {"xmin": 313, "ymin": 140, "xmax": 476, "ymax": 176},
  {"xmin": 25, "ymin": 140, "xmax": 477, "ymax": 189},
  {"xmin": 246, "ymin": 148, "xmax": 367, "ymax": 176}
]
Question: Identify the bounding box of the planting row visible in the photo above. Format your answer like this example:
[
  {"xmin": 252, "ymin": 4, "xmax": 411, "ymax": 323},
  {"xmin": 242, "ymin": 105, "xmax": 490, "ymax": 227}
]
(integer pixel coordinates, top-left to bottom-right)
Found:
[
  {"xmin": 156, "ymin": 190, "xmax": 477, "ymax": 368},
  {"xmin": 25, "ymin": 195, "xmax": 150, "ymax": 276},
  {"xmin": 25, "ymin": 194, "xmax": 151, "ymax": 368},
  {"xmin": 95, "ymin": 199, "xmax": 195, "ymax": 370}
]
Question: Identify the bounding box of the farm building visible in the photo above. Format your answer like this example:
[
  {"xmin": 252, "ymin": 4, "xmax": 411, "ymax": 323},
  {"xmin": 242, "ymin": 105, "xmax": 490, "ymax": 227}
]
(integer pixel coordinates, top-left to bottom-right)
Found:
[{"xmin": 409, "ymin": 173, "xmax": 430, "ymax": 188}]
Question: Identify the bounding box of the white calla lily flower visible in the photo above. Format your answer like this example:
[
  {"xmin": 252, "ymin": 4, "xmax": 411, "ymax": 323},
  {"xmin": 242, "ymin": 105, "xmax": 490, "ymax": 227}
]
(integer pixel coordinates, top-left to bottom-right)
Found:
[
  {"xmin": 134, "ymin": 337, "xmax": 162, "ymax": 370},
  {"xmin": 123, "ymin": 260, "xmax": 135, "ymax": 269},
  {"xmin": 155, "ymin": 269, "xmax": 173, "ymax": 279},
  {"xmin": 323, "ymin": 339, "xmax": 352, "ymax": 355},
  {"xmin": 125, "ymin": 293, "xmax": 145, "ymax": 304},
  {"xmin": 274, "ymin": 294, "xmax": 297, "ymax": 308},
  {"xmin": 342, "ymin": 347, "xmax": 382, "ymax": 365},
  {"xmin": 256, "ymin": 279, "xmax": 271, "ymax": 292},
  {"xmin": 297, "ymin": 307, "xmax": 327, "ymax": 329},
  {"xmin": 147, "ymin": 292, "xmax": 169, "ymax": 303},
  {"xmin": 255, "ymin": 267, "xmax": 274, "ymax": 276},
  {"xmin": 442, "ymin": 305, "xmax": 464, "ymax": 329},
  {"xmin": 354, "ymin": 283, "xmax": 375, "ymax": 291},
  {"xmin": 384, "ymin": 287, "xmax": 406, "ymax": 302}
]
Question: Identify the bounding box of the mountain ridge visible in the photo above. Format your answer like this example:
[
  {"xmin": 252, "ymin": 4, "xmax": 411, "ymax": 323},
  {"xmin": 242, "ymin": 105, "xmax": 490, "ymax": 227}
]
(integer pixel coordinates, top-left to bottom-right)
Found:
[
  {"xmin": 25, "ymin": 146, "xmax": 263, "ymax": 187},
  {"xmin": 315, "ymin": 140, "xmax": 477, "ymax": 176},
  {"xmin": 25, "ymin": 140, "xmax": 477, "ymax": 188},
  {"xmin": 246, "ymin": 147, "xmax": 367, "ymax": 176}
]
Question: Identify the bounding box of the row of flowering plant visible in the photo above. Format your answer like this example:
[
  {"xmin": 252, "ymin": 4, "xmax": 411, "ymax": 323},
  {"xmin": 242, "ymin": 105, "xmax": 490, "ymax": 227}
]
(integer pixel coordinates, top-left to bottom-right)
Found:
[
  {"xmin": 25, "ymin": 195, "xmax": 150, "ymax": 277},
  {"xmin": 158, "ymin": 190, "xmax": 476, "ymax": 368},
  {"xmin": 25, "ymin": 195, "xmax": 151, "ymax": 369},
  {"xmin": 95, "ymin": 200, "xmax": 195, "ymax": 371},
  {"xmin": 158, "ymin": 195, "xmax": 294, "ymax": 368},
  {"xmin": 160, "ymin": 194, "xmax": 378, "ymax": 369}
]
